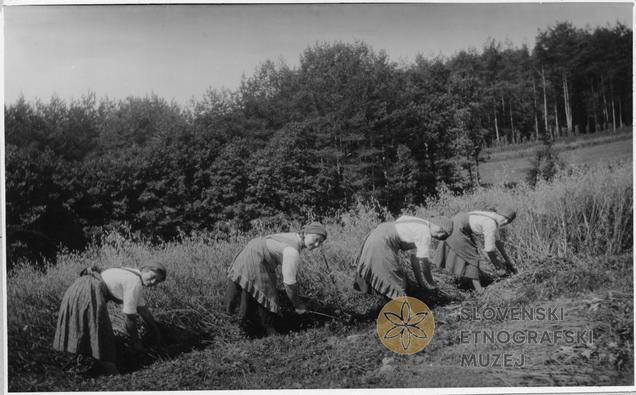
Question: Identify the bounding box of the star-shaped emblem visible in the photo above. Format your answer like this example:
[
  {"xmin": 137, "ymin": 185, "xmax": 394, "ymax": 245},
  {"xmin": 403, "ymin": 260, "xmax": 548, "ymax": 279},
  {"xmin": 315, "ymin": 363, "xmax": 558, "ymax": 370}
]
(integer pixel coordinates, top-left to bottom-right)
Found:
[{"xmin": 383, "ymin": 298, "xmax": 429, "ymax": 351}]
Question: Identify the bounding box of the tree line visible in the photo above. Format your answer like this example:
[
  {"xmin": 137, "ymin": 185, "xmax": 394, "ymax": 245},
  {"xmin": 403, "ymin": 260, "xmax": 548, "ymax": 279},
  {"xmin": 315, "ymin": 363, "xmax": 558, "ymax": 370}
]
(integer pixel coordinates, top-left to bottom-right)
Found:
[{"xmin": 5, "ymin": 22, "xmax": 631, "ymax": 267}]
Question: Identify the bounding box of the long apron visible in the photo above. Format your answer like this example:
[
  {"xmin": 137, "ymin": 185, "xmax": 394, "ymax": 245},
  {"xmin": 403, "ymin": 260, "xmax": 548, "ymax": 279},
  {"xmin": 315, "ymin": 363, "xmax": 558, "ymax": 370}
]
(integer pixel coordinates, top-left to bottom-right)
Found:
[
  {"xmin": 53, "ymin": 268, "xmax": 118, "ymax": 362},
  {"xmin": 352, "ymin": 222, "xmax": 416, "ymax": 299},
  {"xmin": 433, "ymin": 212, "xmax": 482, "ymax": 280},
  {"xmin": 226, "ymin": 233, "xmax": 302, "ymax": 315}
]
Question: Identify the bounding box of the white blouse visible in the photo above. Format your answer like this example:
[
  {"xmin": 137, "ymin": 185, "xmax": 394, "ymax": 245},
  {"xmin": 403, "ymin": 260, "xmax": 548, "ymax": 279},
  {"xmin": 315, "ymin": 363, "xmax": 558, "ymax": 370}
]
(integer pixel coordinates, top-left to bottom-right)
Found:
[
  {"xmin": 101, "ymin": 267, "xmax": 146, "ymax": 314},
  {"xmin": 265, "ymin": 234, "xmax": 302, "ymax": 285},
  {"xmin": 394, "ymin": 215, "xmax": 434, "ymax": 258},
  {"xmin": 468, "ymin": 211, "xmax": 507, "ymax": 252}
]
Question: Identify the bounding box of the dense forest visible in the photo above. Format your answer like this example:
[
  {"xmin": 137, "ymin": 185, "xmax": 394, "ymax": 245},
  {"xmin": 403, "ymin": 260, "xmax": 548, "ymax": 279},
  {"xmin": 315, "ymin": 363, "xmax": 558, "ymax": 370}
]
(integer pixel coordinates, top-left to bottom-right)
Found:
[{"xmin": 5, "ymin": 22, "xmax": 632, "ymax": 267}]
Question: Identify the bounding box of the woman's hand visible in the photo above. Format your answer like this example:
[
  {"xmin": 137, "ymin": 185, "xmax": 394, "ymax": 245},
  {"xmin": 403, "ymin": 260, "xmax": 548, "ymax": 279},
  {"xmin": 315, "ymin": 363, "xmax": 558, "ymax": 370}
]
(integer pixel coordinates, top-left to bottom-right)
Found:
[
  {"xmin": 485, "ymin": 251, "xmax": 505, "ymax": 270},
  {"xmin": 495, "ymin": 240, "xmax": 517, "ymax": 274},
  {"xmin": 284, "ymin": 283, "xmax": 307, "ymax": 315},
  {"xmin": 124, "ymin": 313, "xmax": 138, "ymax": 338},
  {"xmin": 137, "ymin": 306, "xmax": 164, "ymax": 344},
  {"xmin": 409, "ymin": 256, "xmax": 438, "ymax": 291}
]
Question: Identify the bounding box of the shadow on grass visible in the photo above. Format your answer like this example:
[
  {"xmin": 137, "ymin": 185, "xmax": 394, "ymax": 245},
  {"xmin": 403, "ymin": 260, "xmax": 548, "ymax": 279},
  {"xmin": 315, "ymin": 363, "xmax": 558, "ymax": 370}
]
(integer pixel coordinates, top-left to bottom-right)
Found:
[
  {"xmin": 116, "ymin": 320, "xmax": 214, "ymax": 374},
  {"xmin": 234, "ymin": 291, "xmax": 383, "ymax": 339},
  {"xmin": 263, "ymin": 282, "xmax": 469, "ymax": 339}
]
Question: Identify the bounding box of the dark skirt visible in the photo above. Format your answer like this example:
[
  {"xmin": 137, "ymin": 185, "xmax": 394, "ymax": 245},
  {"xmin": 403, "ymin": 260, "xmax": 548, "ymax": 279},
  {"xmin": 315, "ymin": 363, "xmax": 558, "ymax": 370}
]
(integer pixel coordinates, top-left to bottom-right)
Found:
[
  {"xmin": 353, "ymin": 223, "xmax": 408, "ymax": 299},
  {"xmin": 227, "ymin": 237, "xmax": 280, "ymax": 313},
  {"xmin": 433, "ymin": 241, "xmax": 481, "ymax": 280},
  {"xmin": 225, "ymin": 278, "xmax": 275, "ymax": 335},
  {"xmin": 433, "ymin": 212, "xmax": 482, "ymax": 281},
  {"xmin": 53, "ymin": 272, "xmax": 117, "ymax": 362}
]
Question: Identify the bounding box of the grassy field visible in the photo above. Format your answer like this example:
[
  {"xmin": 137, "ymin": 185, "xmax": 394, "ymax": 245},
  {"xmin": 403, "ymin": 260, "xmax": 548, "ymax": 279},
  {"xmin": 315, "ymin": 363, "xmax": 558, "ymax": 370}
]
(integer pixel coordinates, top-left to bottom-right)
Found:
[
  {"xmin": 479, "ymin": 130, "xmax": 633, "ymax": 185},
  {"xmin": 483, "ymin": 127, "xmax": 633, "ymax": 156},
  {"xmin": 6, "ymin": 156, "xmax": 633, "ymax": 391}
]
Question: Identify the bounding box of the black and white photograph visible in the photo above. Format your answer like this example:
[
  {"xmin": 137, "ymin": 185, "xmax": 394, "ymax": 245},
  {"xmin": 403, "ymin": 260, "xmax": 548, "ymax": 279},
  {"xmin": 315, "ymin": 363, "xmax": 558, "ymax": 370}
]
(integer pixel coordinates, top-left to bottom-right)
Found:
[{"xmin": 3, "ymin": 2, "xmax": 633, "ymax": 392}]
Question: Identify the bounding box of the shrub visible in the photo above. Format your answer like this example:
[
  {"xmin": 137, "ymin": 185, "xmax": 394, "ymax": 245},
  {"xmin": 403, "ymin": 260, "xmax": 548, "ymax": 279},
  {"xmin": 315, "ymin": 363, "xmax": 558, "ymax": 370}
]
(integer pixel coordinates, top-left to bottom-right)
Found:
[{"xmin": 525, "ymin": 138, "xmax": 564, "ymax": 187}]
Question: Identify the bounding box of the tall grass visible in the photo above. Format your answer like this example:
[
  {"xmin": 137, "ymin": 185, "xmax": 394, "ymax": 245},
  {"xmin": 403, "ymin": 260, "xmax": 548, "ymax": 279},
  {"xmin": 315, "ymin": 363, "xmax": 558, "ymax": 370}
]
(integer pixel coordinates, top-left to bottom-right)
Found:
[
  {"xmin": 419, "ymin": 162, "xmax": 632, "ymax": 265},
  {"xmin": 7, "ymin": 160, "xmax": 632, "ymax": 388}
]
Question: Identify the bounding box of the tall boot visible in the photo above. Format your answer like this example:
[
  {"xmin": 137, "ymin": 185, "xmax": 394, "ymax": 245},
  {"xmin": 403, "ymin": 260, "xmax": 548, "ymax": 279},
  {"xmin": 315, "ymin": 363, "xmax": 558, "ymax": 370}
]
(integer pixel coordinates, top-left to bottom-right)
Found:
[
  {"xmin": 411, "ymin": 256, "xmax": 438, "ymax": 292},
  {"xmin": 421, "ymin": 258, "xmax": 438, "ymax": 290}
]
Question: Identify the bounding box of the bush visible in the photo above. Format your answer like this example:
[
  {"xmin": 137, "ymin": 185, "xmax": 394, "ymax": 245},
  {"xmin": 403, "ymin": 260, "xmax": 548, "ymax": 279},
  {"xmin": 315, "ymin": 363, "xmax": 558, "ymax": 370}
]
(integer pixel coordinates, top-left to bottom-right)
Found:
[{"xmin": 525, "ymin": 139, "xmax": 564, "ymax": 187}]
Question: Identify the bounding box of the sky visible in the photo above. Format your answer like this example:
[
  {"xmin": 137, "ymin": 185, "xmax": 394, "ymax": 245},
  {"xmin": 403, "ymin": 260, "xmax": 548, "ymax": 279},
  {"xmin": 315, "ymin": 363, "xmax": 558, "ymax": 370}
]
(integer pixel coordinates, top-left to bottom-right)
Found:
[{"xmin": 4, "ymin": 3, "xmax": 633, "ymax": 106}]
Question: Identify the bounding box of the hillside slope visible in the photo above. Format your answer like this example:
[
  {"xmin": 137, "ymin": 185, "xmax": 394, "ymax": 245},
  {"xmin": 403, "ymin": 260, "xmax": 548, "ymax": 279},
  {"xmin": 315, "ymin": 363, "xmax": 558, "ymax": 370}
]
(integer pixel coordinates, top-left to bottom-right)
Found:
[
  {"xmin": 7, "ymin": 161, "xmax": 632, "ymax": 391},
  {"xmin": 479, "ymin": 131, "xmax": 632, "ymax": 184}
]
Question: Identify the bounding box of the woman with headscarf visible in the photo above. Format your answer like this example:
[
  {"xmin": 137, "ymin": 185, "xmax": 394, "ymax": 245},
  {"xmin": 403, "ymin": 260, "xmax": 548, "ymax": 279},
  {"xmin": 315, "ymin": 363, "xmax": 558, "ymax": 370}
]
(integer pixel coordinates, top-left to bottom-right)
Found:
[
  {"xmin": 433, "ymin": 205, "xmax": 517, "ymax": 294},
  {"xmin": 353, "ymin": 215, "xmax": 454, "ymax": 300},
  {"xmin": 53, "ymin": 262, "xmax": 167, "ymax": 375},
  {"xmin": 225, "ymin": 222, "xmax": 327, "ymax": 336}
]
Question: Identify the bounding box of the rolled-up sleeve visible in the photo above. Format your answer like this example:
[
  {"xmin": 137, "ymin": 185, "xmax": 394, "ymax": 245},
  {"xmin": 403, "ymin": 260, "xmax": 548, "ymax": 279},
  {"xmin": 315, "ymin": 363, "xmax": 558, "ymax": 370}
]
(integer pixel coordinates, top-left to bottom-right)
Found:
[
  {"xmin": 282, "ymin": 247, "xmax": 301, "ymax": 285},
  {"xmin": 482, "ymin": 220, "xmax": 500, "ymax": 252},
  {"xmin": 122, "ymin": 280, "xmax": 145, "ymax": 314},
  {"xmin": 414, "ymin": 229, "xmax": 431, "ymax": 258}
]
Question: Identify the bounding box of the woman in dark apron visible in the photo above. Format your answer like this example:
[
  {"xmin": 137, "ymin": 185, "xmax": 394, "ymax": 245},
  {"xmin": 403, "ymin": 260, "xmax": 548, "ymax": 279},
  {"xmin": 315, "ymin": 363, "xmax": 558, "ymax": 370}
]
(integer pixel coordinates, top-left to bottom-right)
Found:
[
  {"xmin": 225, "ymin": 222, "xmax": 327, "ymax": 336},
  {"xmin": 53, "ymin": 263, "xmax": 167, "ymax": 375},
  {"xmin": 433, "ymin": 205, "xmax": 517, "ymax": 294},
  {"xmin": 353, "ymin": 215, "xmax": 453, "ymax": 300}
]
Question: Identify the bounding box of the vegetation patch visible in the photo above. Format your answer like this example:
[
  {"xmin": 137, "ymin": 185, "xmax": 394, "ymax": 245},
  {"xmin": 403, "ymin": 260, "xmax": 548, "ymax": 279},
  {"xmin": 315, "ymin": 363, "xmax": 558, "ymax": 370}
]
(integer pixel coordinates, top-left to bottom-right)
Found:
[{"xmin": 7, "ymin": 160, "xmax": 632, "ymax": 390}]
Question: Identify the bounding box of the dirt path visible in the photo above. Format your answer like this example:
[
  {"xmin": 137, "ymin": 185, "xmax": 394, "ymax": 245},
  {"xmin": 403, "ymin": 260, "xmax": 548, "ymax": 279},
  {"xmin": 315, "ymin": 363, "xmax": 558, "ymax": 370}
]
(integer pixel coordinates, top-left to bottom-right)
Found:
[{"xmin": 327, "ymin": 290, "xmax": 633, "ymax": 388}]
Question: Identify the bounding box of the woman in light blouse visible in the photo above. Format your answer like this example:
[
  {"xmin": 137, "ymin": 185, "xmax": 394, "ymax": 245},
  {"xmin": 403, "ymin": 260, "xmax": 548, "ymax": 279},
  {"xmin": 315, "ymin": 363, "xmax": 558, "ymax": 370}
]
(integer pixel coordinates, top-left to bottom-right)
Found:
[
  {"xmin": 353, "ymin": 215, "xmax": 454, "ymax": 300},
  {"xmin": 225, "ymin": 222, "xmax": 327, "ymax": 336},
  {"xmin": 433, "ymin": 206, "xmax": 517, "ymax": 294},
  {"xmin": 53, "ymin": 263, "xmax": 167, "ymax": 375}
]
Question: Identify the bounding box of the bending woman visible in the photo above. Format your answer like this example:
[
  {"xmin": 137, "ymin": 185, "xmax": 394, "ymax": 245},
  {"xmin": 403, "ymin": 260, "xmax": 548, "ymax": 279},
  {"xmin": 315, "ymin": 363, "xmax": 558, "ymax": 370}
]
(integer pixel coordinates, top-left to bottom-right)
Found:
[
  {"xmin": 225, "ymin": 222, "xmax": 327, "ymax": 336},
  {"xmin": 353, "ymin": 215, "xmax": 453, "ymax": 300},
  {"xmin": 53, "ymin": 263, "xmax": 167, "ymax": 375},
  {"xmin": 433, "ymin": 206, "xmax": 517, "ymax": 294}
]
